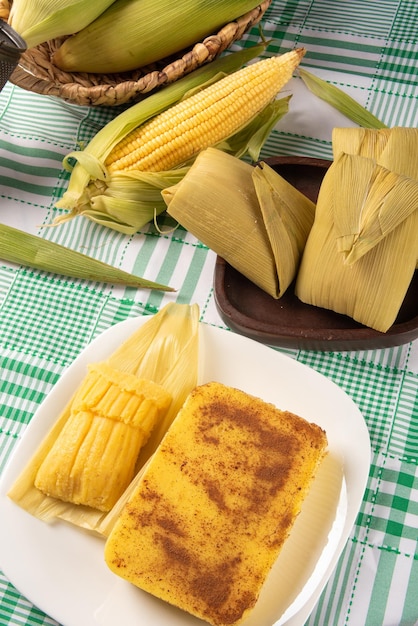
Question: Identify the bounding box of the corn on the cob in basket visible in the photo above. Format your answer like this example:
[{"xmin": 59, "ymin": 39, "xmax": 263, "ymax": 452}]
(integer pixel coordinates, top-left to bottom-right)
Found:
[
  {"xmin": 52, "ymin": 0, "xmax": 267, "ymax": 74},
  {"xmin": 54, "ymin": 45, "xmax": 305, "ymax": 234},
  {"xmin": 8, "ymin": 0, "xmax": 118, "ymax": 49}
]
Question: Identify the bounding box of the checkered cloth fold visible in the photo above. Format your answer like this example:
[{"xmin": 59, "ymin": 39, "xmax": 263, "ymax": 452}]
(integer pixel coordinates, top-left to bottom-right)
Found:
[{"xmin": 1, "ymin": 1, "xmax": 417, "ymax": 624}]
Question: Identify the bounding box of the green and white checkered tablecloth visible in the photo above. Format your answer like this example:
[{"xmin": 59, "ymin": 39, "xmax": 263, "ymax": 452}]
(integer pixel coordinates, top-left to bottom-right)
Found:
[{"xmin": 1, "ymin": 1, "xmax": 417, "ymax": 624}]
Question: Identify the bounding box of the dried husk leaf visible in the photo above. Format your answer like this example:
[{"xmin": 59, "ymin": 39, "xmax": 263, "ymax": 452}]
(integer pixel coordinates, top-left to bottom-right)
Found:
[
  {"xmin": 332, "ymin": 127, "xmax": 418, "ymax": 180},
  {"xmin": 8, "ymin": 303, "xmax": 199, "ymax": 533},
  {"xmin": 332, "ymin": 127, "xmax": 391, "ymax": 161},
  {"xmin": 336, "ymin": 156, "xmax": 418, "ymax": 264},
  {"xmin": 332, "ymin": 126, "xmax": 418, "ymax": 268},
  {"xmin": 252, "ymin": 162, "xmax": 315, "ymax": 296},
  {"xmin": 295, "ymin": 154, "xmax": 418, "ymax": 332},
  {"xmin": 164, "ymin": 148, "xmax": 280, "ymax": 296},
  {"xmin": 378, "ymin": 127, "xmax": 418, "ymax": 180}
]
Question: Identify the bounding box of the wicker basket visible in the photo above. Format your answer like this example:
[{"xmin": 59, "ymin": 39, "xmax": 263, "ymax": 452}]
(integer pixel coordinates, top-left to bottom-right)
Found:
[{"xmin": 0, "ymin": 0, "xmax": 271, "ymax": 106}]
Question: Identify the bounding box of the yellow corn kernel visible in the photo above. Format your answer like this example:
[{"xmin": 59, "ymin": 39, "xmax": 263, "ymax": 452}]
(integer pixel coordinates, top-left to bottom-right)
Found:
[{"xmin": 105, "ymin": 49, "xmax": 305, "ymax": 174}]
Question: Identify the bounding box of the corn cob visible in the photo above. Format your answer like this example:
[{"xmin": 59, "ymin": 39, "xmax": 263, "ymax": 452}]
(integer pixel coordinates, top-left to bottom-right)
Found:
[
  {"xmin": 52, "ymin": 0, "xmax": 266, "ymax": 74},
  {"xmin": 106, "ymin": 50, "xmax": 304, "ymax": 173},
  {"xmin": 8, "ymin": 0, "xmax": 117, "ymax": 49},
  {"xmin": 34, "ymin": 362, "xmax": 172, "ymax": 512},
  {"xmin": 55, "ymin": 47, "xmax": 304, "ymax": 233}
]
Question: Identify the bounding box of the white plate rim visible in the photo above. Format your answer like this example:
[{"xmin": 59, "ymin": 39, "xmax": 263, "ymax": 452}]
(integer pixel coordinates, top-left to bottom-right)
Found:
[{"xmin": 0, "ymin": 316, "xmax": 371, "ymax": 626}]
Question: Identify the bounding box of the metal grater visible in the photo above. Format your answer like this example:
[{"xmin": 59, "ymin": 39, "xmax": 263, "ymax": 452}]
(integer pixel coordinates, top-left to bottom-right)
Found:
[{"xmin": 0, "ymin": 21, "xmax": 26, "ymax": 92}]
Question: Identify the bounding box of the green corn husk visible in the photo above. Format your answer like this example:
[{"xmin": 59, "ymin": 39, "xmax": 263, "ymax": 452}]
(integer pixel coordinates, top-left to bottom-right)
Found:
[
  {"xmin": 9, "ymin": 0, "xmax": 117, "ymax": 49},
  {"xmin": 295, "ymin": 152, "xmax": 418, "ymax": 332},
  {"xmin": 54, "ymin": 43, "xmax": 296, "ymax": 235},
  {"xmin": 299, "ymin": 68, "xmax": 388, "ymax": 129},
  {"xmin": 8, "ymin": 303, "xmax": 200, "ymax": 533},
  {"xmin": 163, "ymin": 147, "xmax": 315, "ymax": 298},
  {"xmin": 52, "ymin": 0, "xmax": 267, "ymax": 74},
  {"xmin": 0, "ymin": 223, "xmax": 173, "ymax": 291}
]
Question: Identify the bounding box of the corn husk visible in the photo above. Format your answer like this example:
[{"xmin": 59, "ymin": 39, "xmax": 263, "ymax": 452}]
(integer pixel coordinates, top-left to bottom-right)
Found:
[
  {"xmin": 332, "ymin": 127, "xmax": 391, "ymax": 160},
  {"xmin": 163, "ymin": 147, "xmax": 315, "ymax": 298},
  {"xmin": 52, "ymin": 0, "xmax": 268, "ymax": 74},
  {"xmin": 299, "ymin": 68, "xmax": 387, "ymax": 129},
  {"xmin": 332, "ymin": 126, "xmax": 418, "ymax": 269},
  {"xmin": 9, "ymin": 0, "xmax": 117, "ymax": 49},
  {"xmin": 295, "ymin": 152, "xmax": 418, "ymax": 332},
  {"xmin": 8, "ymin": 303, "xmax": 200, "ymax": 534},
  {"xmin": 53, "ymin": 43, "xmax": 294, "ymax": 235},
  {"xmin": 333, "ymin": 127, "xmax": 418, "ymax": 180},
  {"xmin": 0, "ymin": 222, "xmax": 173, "ymax": 291}
]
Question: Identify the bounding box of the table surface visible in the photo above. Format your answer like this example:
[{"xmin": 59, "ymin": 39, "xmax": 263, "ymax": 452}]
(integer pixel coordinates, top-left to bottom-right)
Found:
[{"xmin": 1, "ymin": 1, "xmax": 417, "ymax": 625}]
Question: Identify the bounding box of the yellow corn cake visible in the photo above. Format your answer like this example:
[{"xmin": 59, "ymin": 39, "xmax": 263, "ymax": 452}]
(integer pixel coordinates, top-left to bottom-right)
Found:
[
  {"xmin": 104, "ymin": 381, "xmax": 328, "ymax": 625},
  {"xmin": 34, "ymin": 362, "xmax": 172, "ymax": 512}
]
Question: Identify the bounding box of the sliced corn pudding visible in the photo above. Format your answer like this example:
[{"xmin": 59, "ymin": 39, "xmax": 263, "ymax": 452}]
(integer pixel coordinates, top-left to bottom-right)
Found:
[
  {"xmin": 34, "ymin": 362, "xmax": 172, "ymax": 512},
  {"xmin": 104, "ymin": 381, "xmax": 327, "ymax": 626}
]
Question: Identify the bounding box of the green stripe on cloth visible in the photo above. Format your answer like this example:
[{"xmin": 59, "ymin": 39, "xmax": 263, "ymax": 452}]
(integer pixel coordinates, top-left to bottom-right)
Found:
[
  {"xmin": 297, "ymin": 352, "xmax": 402, "ymax": 451},
  {"xmin": 87, "ymin": 297, "xmax": 148, "ymax": 339},
  {"xmin": 0, "ymin": 139, "xmax": 65, "ymax": 164},
  {"xmin": 0, "ymin": 271, "xmax": 107, "ymax": 365},
  {"xmin": 259, "ymin": 131, "xmax": 333, "ymax": 160},
  {"xmin": 389, "ymin": 0, "xmax": 418, "ymax": 39},
  {"xmin": 302, "ymin": 2, "xmax": 397, "ymax": 37},
  {"xmin": 388, "ymin": 374, "xmax": 418, "ymax": 459},
  {"xmin": 0, "ymin": 175, "xmax": 60, "ymax": 198},
  {"xmin": 0, "ymin": 575, "xmax": 58, "ymax": 625},
  {"xmin": 364, "ymin": 549, "xmax": 417, "ymax": 626},
  {"xmin": 264, "ymin": 0, "xmax": 311, "ymax": 23},
  {"xmin": 376, "ymin": 42, "xmax": 418, "ymax": 88}
]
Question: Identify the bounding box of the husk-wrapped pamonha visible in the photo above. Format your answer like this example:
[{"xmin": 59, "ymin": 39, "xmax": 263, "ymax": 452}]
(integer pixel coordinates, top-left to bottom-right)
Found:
[
  {"xmin": 8, "ymin": 303, "xmax": 199, "ymax": 533},
  {"xmin": 295, "ymin": 127, "xmax": 418, "ymax": 332},
  {"xmin": 163, "ymin": 147, "xmax": 315, "ymax": 298}
]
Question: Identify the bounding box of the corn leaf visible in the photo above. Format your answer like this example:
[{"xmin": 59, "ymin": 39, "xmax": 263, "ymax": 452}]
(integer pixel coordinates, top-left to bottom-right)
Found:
[
  {"xmin": 299, "ymin": 68, "xmax": 388, "ymax": 129},
  {"xmin": 217, "ymin": 96, "xmax": 291, "ymax": 161},
  {"xmin": 0, "ymin": 223, "xmax": 173, "ymax": 291}
]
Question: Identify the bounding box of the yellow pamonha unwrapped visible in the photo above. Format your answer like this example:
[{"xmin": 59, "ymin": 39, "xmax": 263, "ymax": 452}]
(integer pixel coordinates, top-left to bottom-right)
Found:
[
  {"xmin": 104, "ymin": 381, "xmax": 328, "ymax": 626},
  {"xmin": 7, "ymin": 303, "xmax": 200, "ymax": 532},
  {"xmin": 34, "ymin": 362, "xmax": 172, "ymax": 512}
]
